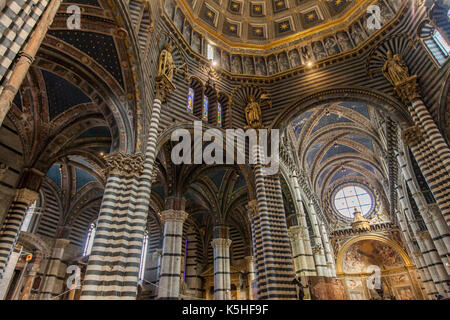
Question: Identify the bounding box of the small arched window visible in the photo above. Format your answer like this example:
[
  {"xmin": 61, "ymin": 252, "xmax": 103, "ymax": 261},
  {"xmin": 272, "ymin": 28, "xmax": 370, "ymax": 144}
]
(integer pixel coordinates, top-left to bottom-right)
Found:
[
  {"xmin": 203, "ymin": 95, "xmax": 209, "ymax": 121},
  {"xmin": 83, "ymin": 223, "xmax": 96, "ymax": 256},
  {"xmin": 217, "ymin": 102, "xmax": 222, "ymax": 127},
  {"xmin": 419, "ymin": 21, "xmax": 450, "ymax": 67},
  {"xmin": 187, "ymin": 87, "xmax": 194, "ymax": 114}
]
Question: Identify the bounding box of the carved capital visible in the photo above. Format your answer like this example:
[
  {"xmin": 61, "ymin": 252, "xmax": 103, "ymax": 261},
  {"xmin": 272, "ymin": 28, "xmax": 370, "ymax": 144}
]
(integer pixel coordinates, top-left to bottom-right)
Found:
[
  {"xmin": 155, "ymin": 75, "xmax": 176, "ymax": 102},
  {"xmin": 15, "ymin": 188, "xmax": 39, "ymax": 206},
  {"xmin": 288, "ymin": 226, "xmax": 303, "ymax": 239},
  {"xmin": 160, "ymin": 209, "xmax": 189, "ymax": 223},
  {"xmin": 394, "ymin": 75, "xmax": 421, "ymax": 105},
  {"xmin": 402, "ymin": 125, "xmax": 423, "ymax": 147},
  {"xmin": 211, "ymin": 238, "xmax": 232, "ymax": 249},
  {"xmin": 247, "ymin": 200, "xmax": 259, "ymax": 221},
  {"xmin": 54, "ymin": 239, "xmax": 71, "ymax": 249},
  {"xmin": 104, "ymin": 152, "xmax": 144, "ymax": 177}
]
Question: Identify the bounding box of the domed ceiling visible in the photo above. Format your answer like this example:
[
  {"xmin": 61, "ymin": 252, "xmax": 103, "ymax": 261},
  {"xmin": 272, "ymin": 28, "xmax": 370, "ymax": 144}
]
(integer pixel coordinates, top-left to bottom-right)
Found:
[{"xmin": 176, "ymin": 0, "xmax": 365, "ymax": 48}]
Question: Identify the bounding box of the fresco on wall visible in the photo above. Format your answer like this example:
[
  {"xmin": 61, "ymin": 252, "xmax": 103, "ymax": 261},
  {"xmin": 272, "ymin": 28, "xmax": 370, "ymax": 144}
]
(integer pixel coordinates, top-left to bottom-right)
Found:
[
  {"xmin": 343, "ymin": 240, "xmax": 404, "ymax": 274},
  {"xmin": 308, "ymin": 277, "xmax": 347, "ymax": 300}
]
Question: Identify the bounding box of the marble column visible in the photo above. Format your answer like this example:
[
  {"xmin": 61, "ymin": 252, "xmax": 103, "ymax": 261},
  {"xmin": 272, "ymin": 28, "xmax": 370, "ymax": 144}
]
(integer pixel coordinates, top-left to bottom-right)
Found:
[
  {"xmin": 185, "ymin": 235, "xmax": 202, "ymax": 298},
  {"xmin": 157, "ymin": 210, "xmax": 188, "ymax": 300},
  {"xmin": 0, "ymin": 188, "xmax": 38, "ymax": 278},
  {"xmin": 0, "ymin": 245, "xmax": 21, "ymax": 299},
  {"xmin": 288, "ymin": 226, "xmax": 308, "ymax": 277},
  {"xmin": 212, "ymin": 238, "xmax": 232, "ymax": 300},
  {"xmin": 0, "ymin": 0, "xmax": 62, "ymax": 126},
  {"xmin": 244, "ymin": 256, "xmax": 255, "ymax": 300},
  {"xmin": 397, "ymin": 185, "xmax": 449, "ymax": 297},
  {"xmin": 320, "ymin": 222, "xmax": 337, "ymax": 277},
  {"xmin": 251, "ymin": 144, "xmax": 297, "ymax": 299},
  {"xmin": 306, "ymin": 202, "xmax": 328, "ymax": 277},
  {"xmin": 18, "ymin": 252, "xmax": 42, "ymax": 300},
  {"xmin": 397, "ymin": 150, "xmax": 450, "ymax": 273},
  {"xmin": 40, "ymin": 239, "xmax": 70, "ymax": 299},
  {"xmin": 395, "ymin": 76, "xmax": 450, "ymax": 228}
]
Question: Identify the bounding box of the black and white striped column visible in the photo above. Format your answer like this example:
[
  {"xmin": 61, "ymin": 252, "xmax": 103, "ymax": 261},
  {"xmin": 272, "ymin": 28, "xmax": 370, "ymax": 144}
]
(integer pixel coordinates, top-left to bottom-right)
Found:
[
  {"xmin": 397, "ymin": 185, "xmax": 449, "ymax": 297},
  {"xmin": 185, "ymin": 231, "xmax": 202, "ymax": 297},
  {"xmin": 212, "ymin": 238, "xmax": 232, "ymax": 300},
  {"xmin": 81, "ymin": 76, "xmax": 172, "ymax": 299},
  {"xmin": 40, "ymin": 238, "xmax": 70, "ymax": 299},
  {"xmin": 319, "ymin": 222, "xmax": 336, "ymax": 277},
  {"xmin": 397, "ymin": 150, "xmax": 450, "ymax": 273},
  {"xmin": 157, "ymin": 210, "xmax": 188, "ymax": 300},
  {"xmin": 0, "ymin": 188, "xmax": 38, "ymax": 279},
  {"xmin": 252, "ymin": 144, "xmax": 297, "ymax": 299}
]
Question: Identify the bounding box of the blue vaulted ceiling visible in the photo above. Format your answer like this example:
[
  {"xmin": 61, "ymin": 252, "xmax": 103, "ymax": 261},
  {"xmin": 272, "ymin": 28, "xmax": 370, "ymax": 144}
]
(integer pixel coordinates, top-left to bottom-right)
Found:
[
  {"xmin": 47, "ymin": 164, "xmax": 62, "ymax": 187},
  {"xmin": 290, "ymin": 102, "xmax": 383, "ymax": 203},
  {"xmin": 42, "ymin": 70, "xmax": 92, "ymax": 119},
  {"xmin": 48, "ymin": 30, "xmax": 124, "ymax": 88}
]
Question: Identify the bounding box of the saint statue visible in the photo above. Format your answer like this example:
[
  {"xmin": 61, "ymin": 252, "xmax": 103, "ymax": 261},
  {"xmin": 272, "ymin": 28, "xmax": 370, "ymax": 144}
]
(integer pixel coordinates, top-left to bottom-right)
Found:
[
  {"xmin": 157, "ymin": 43, "xmax": 185, "ymax": 83},
  {"xmin": 244, "ymin": 95, "xmax": 262, "ymax": 129},
  {"xmin": 382, "ymin": 50, "xmax": 410, "ymax": 87}
]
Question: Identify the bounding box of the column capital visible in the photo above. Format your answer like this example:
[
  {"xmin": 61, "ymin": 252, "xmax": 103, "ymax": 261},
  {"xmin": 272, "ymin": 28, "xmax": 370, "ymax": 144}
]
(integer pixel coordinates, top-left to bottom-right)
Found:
[
  {"xmin": 211, "ymin": 238, "xmax": 232, "ymax": 249},
  {"xmin": 104, "ymin": 152, "xmax": 144, "ymax": 177},
  {"xmin": 288, "ymin": 226, "xmax": 303, "ymax": 239},
  {"xmin": 402, "ymin": 126, "xmax": 423, "ymax": 147},
  {"xmin": 160, "ymin": 209, "xmax": 189, "ymax": 223},
  {"xmin": 54, "ymin": 239, "xmax": 71, "ymax": 249},
  {"xmin": 247, "ymin": 200, "xmax": 259, "ymax": 221},
  {"xmin": 15, "ymin": 188, "xmax": 39, "ymax": 205}
]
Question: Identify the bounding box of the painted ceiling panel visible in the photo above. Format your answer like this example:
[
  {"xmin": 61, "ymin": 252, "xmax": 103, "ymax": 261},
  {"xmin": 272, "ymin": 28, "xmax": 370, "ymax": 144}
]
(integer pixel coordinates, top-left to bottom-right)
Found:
[
  {"xmin": 46, "ymin": 164, "xmax": 62, "ymax": 188},
  {"xmin": 321, "ymin": 144, "xmax": 359, "ymax": 163},
  {"xmin": 329, "ymin": 168, "xmax": 363, "ymax": 185},
  {"xmin": 311, "ymin": 113, "xmax": 353, "ymax": 134},
  {"xmin": 42, "ymin": 70, "xmax": 91, "ymax": 120},
  {"xmin": 48, "ymin": 30, "xmax": 124, "ymax": 88},
  {"xmin": 292, "ymin": 111, "xmax": 313, "ymax": 138},
  {"xmin": 75, "ymin": 167, "xmax": 96, "ymax": 190},
  {"xmin": 78, "ymin": 126, "xmax": 112, "ymax": 139},
  {"xmin": 339, "ymin": 101, "xmax": 371, "ymax": 119},
  {"xmin": 306, "ymin": 142, "xmax": 324, "ymax": 166}
]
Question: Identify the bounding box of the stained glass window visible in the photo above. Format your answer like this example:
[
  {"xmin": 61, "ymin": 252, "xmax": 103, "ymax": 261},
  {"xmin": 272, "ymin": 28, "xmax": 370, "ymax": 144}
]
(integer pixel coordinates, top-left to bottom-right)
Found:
[
  {"xmin": 333, "ymin": 185, "xmax": 374, "ymax": 218},
  {"xmin": 217, "ymin": 103, "xmax": 222, "ymax": 127},
  {"xmin": 203, "ymin": 95, "xmax": 209, "ymax": 121},
  {"xmin": 187, "ymin": 88, "xmax": 194, "ymax": 114}
]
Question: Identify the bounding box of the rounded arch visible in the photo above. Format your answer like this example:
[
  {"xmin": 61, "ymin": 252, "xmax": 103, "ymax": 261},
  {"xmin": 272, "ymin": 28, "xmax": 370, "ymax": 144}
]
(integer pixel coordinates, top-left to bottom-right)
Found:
[
  {"xmin": 336, "ymin": 234, "xmax": 413, "ymax": 275},
  {"xmin": 269, "ymin": 87, "xmax": 412, "ymax": 130}
]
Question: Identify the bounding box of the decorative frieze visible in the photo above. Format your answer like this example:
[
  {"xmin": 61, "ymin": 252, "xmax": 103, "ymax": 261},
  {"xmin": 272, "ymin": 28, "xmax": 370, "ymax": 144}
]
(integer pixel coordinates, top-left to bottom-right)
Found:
[{"xmin": 104, "ymin": 152, "xmax": 144, "ymax": 177}]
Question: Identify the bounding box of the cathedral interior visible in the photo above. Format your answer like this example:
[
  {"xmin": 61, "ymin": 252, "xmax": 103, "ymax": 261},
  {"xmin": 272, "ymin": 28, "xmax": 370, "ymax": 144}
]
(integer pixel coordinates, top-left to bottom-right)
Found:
[{"xmin": 0, "ymin": 0, "xmax": 449, "ymax": 301}]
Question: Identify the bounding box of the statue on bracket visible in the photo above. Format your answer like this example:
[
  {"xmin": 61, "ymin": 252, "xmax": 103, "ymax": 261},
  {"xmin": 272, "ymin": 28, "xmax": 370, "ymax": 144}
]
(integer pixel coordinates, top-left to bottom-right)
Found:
[
  {"xmin": 157, "ymin": 43, "xmax": 185, "ymax": 84},
  {"xmin": 244, "ymin": 94, "xmax": 271, "ymax": 130},
  {"xmin": 382, "ymin": 50, "xmax": 410, "ymax": 86}
]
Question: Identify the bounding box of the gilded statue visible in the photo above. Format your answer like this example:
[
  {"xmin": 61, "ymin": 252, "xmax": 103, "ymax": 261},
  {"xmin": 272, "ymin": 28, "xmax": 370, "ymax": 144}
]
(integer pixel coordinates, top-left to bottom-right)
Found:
[
  {"xmin": 382, "ymin": 50, "xmax": 410, "ymax": 87},
  {"xmin": 245, "ymin": 95, "xmax": 262, "ymax": 130},
  {"xmin": 244, "ymin": 94, "xmax": 271, "ymax": 130},
  {"xmin": 157, "ymin": 43, "xmax": 185, "ymax": 83}
]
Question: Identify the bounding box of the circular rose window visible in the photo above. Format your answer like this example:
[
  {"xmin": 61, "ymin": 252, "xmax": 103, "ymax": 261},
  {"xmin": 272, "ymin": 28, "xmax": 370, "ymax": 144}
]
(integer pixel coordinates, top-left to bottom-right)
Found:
[{"xmin": 332, "ymin": 184, "xmax": 374, "ymax": 219}]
